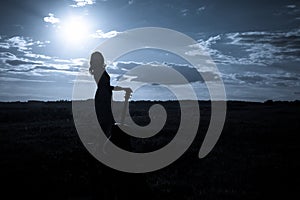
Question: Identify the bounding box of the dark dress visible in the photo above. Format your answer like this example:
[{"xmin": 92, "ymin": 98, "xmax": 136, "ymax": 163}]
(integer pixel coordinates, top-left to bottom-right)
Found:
[
  {"xmin": 93, "ymin": 70, "xmax": 152, "ymax": 200},
  {"xmin": 95, "ymin": 70, "xmax": 115, "ymax": 136}
]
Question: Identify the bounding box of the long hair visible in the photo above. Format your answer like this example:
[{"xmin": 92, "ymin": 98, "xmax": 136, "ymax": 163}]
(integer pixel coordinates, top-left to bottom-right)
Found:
[
  {"xmin": 89, "ymin": 51, "xmax": 106, "ymax": 84},
  {"xmin": 89, "ymin": 51, "xmax": 105, "ymax": 75}
]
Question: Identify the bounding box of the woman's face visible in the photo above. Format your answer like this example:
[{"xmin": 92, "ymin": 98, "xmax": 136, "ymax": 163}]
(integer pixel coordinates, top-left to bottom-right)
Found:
[
  {"xmin": 90, "ymin": 52, "xmax": 106, "ymax": 74},
  {"xmin": 90, "ymin": 57, "xmax": 104, "ymax": 68}
]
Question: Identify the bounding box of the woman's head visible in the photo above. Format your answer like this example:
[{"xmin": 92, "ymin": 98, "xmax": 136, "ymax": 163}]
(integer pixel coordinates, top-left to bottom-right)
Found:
[{"xmin": 89, "ymin": 51, "xmax": 106, "ymax": 75}]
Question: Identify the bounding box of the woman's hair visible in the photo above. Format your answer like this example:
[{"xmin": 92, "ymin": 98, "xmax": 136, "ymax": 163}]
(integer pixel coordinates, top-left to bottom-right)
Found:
[{"xmin": 89, "ymin": 51, "xmax": 105, "ymax": 75}]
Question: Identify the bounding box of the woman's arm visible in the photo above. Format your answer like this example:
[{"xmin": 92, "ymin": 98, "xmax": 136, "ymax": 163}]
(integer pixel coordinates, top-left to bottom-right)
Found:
[
  {"xmin": 113, "ymin": 86, "xmax": 123, "ymax": 91},
  {"xmin": 113, "ymin": 86, "xmax": 132, "ymax": 93}
]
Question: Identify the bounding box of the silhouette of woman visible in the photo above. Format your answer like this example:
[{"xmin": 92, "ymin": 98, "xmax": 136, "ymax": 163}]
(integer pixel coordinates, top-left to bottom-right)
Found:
[
  {"xmin": 89, "ymin": 51, "xmax": 131, "ymax": 137},
  {"xmin": 89, "ymin": 51, "xmax": 153, "ymax": 200}
]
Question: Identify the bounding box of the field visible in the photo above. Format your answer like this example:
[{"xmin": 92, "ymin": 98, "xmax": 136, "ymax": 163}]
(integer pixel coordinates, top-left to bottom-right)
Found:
[{"xmin": 0, "ymin": 100, "xmax": 299, "ymax": 199}]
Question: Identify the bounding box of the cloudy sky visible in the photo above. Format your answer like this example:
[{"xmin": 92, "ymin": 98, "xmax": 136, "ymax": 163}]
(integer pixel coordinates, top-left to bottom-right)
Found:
[{"xmin": 0, "ymin": 0, "xmax": 299, "ymax": 101}]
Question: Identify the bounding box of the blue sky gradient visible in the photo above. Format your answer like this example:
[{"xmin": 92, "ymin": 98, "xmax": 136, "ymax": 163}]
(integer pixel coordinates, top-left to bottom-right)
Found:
[{"xmin": 0, "ymin": 0, "xmax": 299, "ymax": 101}]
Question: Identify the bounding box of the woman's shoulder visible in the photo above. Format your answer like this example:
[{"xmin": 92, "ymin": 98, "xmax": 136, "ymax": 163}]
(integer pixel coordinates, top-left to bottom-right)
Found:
[
  {"xmin": 103, "ymin": 70, "xmax": 109, "ymax": 76},
  {"xmin": 98, "ymin": 70, "xmax": 110, "ymax": 85}
]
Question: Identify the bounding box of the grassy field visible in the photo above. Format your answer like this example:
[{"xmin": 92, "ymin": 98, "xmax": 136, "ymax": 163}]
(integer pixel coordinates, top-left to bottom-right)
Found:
[{"xmin": 0, "ymin": 100, "xmax": 299, "ymax": 199}]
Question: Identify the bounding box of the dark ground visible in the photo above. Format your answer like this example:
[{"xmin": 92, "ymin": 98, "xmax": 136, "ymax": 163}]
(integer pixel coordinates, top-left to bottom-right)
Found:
[{"xmin": 0, "ymin": 100, "xmax": 299, "ymax": 199}]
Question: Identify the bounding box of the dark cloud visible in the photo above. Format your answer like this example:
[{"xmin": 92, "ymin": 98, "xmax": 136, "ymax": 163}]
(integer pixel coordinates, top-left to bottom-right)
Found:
[
  {"xmin": 193, "ymin": 29, "xmax": 300, "ymax": 66},
  {"xmin": 226, "ymin": 71, "xmax": 300, "ymax": 88},
  {"xmin": 243, "ymin": 30, "xmax": 300, "ymax": 64},
  {"xmin": 235, "ymin": 74, "xmax": 265, "ymax": 84},
  {"xmin": 7, "ymin": 65, "xmax": 56, "ymax": 73},
  {"xmin": 167, "ymin": 63, "xmax": 219, "ymax": 83},
  {"xmin": 5, "ymin": 59, "xmax": 41, "ymax": 66},
  {"xmin": 0, "ymin": 52, "xmax": 15, "ymax": 58},
  {"xmin": 274, "ymin": 76, "xmax": 299, "ymax": 81},
  {"xmin": 6, "ymin": 65, "xmax": 82, "ymax": 73},
  {"xmin": 108, "ymin": 61, "xmax": 220, "ymax": 84},
  {"xmin": 227, "ymin": 30, "xmax": 300, "ymax": 51}
]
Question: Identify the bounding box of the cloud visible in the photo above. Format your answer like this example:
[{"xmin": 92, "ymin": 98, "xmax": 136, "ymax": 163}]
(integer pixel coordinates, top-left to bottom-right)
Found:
[
  {"xmin": 4, "ymin": 63, "xmax": 81, "ymax": 76},
  {"xmin": 274, "ymin": 4, "xmax": 300, "ymax": 18},
  {"xmin": 235, "ymin": 73, "xmax": 265, "ymax": 84},
  {"xmin": 70, "ymin": 0, "xmax": 96, "ymax": 7},
  {"xmin": 186, "ymin": 35, "xmax": 221, "ymax": 56},
  {"xmin": 128, "ymin": 0, "xmax": 134, "ymax": 5},
  {"xmin": 43, "ymin": 13, "xmax": 60, "ymax": 24},
  {"xmin": 187, "ymin": 29, "xmax": 300, "ymax": 66},
  {"xmin": 7, "ymin": 65, "xmax": 57, "ymax": 73},
  {"xmin": 197, "ymin": 6, "xmax": 205, "ymax": 12},
  {"xmin": 0, "ymin": 77, "xmax": 54, "ymax": 83},
  {"xmin": 225, "ymin": 29, "xmax": 300, "ymax": 65},
  {"xmin": 0, "ymin": 45, "xmax": 86, "ymax": 78},
  {"xmin": 105, "ymin": 61, "xmax": 219, "ymax": 85},
  {"xmin": 0, "ymin": 52, "xmax": 16, "ymax": 59},
  {"xmin": 7, "ymin": 36, "xmax": 33, "ymax": 51},
  {"xmin": 224, "ymin": 71, "xmax": 300, "ymax": 88},
  {"xmin": 24, "ymin": 52, "xmax": 52, "ymax": 60},
  {"xmin": 5, "ymin": 59, "xmax": 42, "ymax": 66},
  {"xmin": 286, "ymin": 5, "xmax": 296, "ymax": 9},
  {"xmin": 0, "ymin": 36, "xmax": 50, "ymax": 52},
  {"xmin": 0, "ymin": 42, "xmax": 10, "ymax": 49},
  {"xmin": 105, "ymin": 60, "xmax": 300, "ymax": 94},
  {"xmin": 180, "ymin": 9, "xmax": 189, "ymax": 16},
  {"xmin": 0, "ymin": 38, "xmax": 54, "ymax": 77},
  {"xmin": 90, "ymin": 30, "xmax": 120, "ymax": 39},
  {"xmin": 103, "ymin": 61, "xmax": 300, "ymax": 102}
]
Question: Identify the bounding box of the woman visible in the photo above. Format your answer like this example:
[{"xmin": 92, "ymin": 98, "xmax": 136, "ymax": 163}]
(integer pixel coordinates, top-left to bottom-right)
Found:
[
  {"xmin": 89, "ymin": 52, "xmax": 152, "ymax": 200},
  {"xmin": 89, "ymin": 51, "xmax": 132, "ymax": 137}
]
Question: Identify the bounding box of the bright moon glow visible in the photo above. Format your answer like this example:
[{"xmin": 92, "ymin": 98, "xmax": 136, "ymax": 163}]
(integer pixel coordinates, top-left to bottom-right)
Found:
[{"xmin": 60, "ymin": 16, "xmax": 90, "ymax": 44}]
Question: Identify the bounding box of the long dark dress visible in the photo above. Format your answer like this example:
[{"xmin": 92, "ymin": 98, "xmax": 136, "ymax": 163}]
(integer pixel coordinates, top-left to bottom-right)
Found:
[
  {"xmin": 95, "ymin": 70, "xmax": 114, "ymax": 136},
  {"xmin": 94, "ymin": 69, "xmax": 131, "ymax": 150},
  {"xmin": 93, "ymin": 70, "xmax": 153, "ymax": 200}
]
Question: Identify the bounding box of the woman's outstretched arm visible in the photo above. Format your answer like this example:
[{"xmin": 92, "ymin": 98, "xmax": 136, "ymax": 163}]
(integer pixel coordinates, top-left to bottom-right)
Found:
[{"xmin": 113, "ymin": 86, "xmax": 132, "ymax": 93}]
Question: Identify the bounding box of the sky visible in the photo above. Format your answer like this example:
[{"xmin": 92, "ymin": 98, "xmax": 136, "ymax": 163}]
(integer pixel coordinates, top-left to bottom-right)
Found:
[{"xmin": 0, "ymin": 0, "xmax": 299, "ymax": 102}]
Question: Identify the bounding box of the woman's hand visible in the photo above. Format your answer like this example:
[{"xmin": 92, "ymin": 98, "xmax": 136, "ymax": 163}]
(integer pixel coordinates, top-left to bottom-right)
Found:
[{"xmin": 124, "ymin": 87, "xmax": 133, "ymax": 93}]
